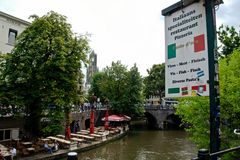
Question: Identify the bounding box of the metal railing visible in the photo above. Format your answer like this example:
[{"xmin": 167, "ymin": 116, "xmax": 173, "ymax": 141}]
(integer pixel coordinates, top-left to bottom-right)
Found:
[
  {"xmin": 145, "ymin": 104, "xmax": 175, "ymax": 110},
  {"xmin": 192, "ymin": 129, "xmax": 240, "ymax": 160},
  {"xmin": 192, "ymin": 146, "xmax": 240, "ymax": 160}
]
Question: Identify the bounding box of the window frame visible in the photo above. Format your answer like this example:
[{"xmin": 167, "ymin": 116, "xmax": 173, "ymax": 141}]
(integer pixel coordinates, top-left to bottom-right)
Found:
[{"xmin": 8, "ymin": 28, "xmax": 18, "ymax": 46}]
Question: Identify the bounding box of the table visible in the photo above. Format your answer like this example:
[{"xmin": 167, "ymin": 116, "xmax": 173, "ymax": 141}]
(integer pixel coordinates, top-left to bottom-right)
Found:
[
  {"xmin": 22, "ymin": 142, "xmax": 33, "ymax": 148},
  {"xmin": 56, "ymin": 135, "xmax": 65, "ymax": 139},
  {"xmin": 22, "ymin": 142, "xmax": 32, "ymax": 145},
  {"xmin": 41, "ymin": 138, "xmax": 50, "ymax": 141},
  {"xmin": 71, "ymin": 133, "xmax": 95, "ymax": 141},
  {"xmin": 2, "ymin": 151, "xmax": 11, "ymax": 157},
  {"xmin": 26, "ymin": 147, "xmax": 35, "ymax": 151}
]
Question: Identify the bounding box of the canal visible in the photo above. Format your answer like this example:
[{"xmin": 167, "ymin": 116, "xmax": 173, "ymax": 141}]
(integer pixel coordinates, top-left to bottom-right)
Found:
[{"xmin": 77, "ymin": 121, "xmax": 197, "ymax": 160}]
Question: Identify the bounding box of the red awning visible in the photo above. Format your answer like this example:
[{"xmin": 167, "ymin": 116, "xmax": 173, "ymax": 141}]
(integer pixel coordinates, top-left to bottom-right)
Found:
[{"xmin": 102, "ymin": 114, "xmax": 131, "ymax": 122}]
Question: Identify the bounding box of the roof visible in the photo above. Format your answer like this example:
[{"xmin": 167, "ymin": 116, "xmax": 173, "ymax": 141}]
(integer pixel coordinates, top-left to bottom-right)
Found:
[{"xmin": 0, "ymin": 11, "xmax": 31, "ymax": 26}]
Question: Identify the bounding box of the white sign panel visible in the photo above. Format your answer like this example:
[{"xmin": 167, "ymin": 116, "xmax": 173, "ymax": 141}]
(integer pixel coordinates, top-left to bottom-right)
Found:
[{"xmin": 165, "ymin": 0, "xmax": 209, "ymax": 97}]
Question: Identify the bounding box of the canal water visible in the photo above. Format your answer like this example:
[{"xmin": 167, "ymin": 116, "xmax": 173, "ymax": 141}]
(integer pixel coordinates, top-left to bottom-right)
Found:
[{"xmin": 77, "ymin": 121, "xmax": 197, "ymax": 160}]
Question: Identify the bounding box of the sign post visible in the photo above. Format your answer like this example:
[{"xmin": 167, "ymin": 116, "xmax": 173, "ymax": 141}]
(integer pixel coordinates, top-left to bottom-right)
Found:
[
  {"xmin": 162, "ymin": 0, "xmax": 220, "ymax": 159},
  {"xmin": 205, "ymin": 0, "xmax": 220, "ymax": 159},
  {"xmin": 163, "ymin": 1, "xmax": 210, "ymax": 98}
]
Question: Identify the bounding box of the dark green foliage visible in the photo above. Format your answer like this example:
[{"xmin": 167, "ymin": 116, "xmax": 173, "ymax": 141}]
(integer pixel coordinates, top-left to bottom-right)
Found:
[
  {"xmin": 176, "ymin": 46, "xmax": 240, "ymax": 160},
  {"xmin": 89, "ymin": 72, "xmax": 107, "ymax": 103},
  {"xmin": 0, "ymin": 11, "xmax": 89, "ymax": 136},
  {"xmin": 176, "ymin": 25, "xmax": 240, "ymax": 159},
  {"xmin": 125, "ymin": 64, "xmax": 144, "ymax": 116},
  {"xmin": 41, "ymin": 107, "xmax": 65, "ymax": 136},
  {"xmin": 144, "ymin": 63, "xmax": 165, "ymax": 100},
  {"xmin": 89, "ymin": 61, "xmax": 144, "ymax": 116},
  {"xmin": 217, "ymin": 25, "xmax": 240, "ymax": 57}
]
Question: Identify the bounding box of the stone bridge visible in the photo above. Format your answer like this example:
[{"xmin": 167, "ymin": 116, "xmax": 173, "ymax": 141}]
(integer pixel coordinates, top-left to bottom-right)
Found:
[
  {"xmin": 71, "ymin": 109, "xmax": 108, "ymax": 130},
  {"xmin": 145, "ymin": 105, "xmax": 181, "ymax": 129}
]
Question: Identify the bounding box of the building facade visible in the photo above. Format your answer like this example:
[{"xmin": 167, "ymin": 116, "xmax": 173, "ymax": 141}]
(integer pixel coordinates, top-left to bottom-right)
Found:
[
  {"xmin": 0, "ymin": 11, "xmax": 30, "ymax": 54},
  {"xmin": 0, "ymin": 11, "xmax": 30, "ymax": 141}
]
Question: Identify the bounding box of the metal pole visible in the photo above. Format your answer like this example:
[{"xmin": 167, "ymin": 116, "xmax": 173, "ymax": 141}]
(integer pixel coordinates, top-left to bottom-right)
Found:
[
  {"xmin": 198, "ymin": 149, "xmax": 210, "ymax": 160},
  {"xmin": 205, "ymin": 0, "xmax": 220, "ymax": 159}
]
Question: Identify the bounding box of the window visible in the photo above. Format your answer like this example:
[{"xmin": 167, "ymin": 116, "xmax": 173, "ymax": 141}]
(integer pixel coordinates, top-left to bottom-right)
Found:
[
  {"xmin": 0, "ymin": 129, "xmax": 11, "ymax": 141},
  {"xmin": 0, "ymin": 131, "xmax": 3, "ymax": 141},
  {"xmin": 5, "ymin": 130, "xmax": 10, "ymax": 139},
  {"xmin": 8, "ymin": 29, "xmax": 18, "ymax": 45}
]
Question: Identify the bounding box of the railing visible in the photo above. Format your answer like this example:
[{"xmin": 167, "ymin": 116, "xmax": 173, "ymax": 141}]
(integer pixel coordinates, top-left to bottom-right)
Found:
[
  {"xmin": 77, "ymin": 104, "xmax": 107, "ymax": 113},
  {"xmin": 192, "ymin": 129, "xmax": 240, "ymax": 160},
  {"xmin": 144, "ymin": 104, "xmax": 175, "ymax": 110},
  {"xmin": 192, "ymin": 146, "xmax": 240, "ymax": 160}
]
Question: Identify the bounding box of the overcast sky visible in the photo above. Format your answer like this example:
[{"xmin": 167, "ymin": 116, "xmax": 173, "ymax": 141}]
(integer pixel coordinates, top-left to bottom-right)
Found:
[{"xmin": 0, "ymin": 0, "xmax": 239, "ymax": 76}]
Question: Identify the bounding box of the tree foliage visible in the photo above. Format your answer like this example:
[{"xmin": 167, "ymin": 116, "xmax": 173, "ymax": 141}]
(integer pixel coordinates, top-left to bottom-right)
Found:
[
  {"xmin": 0, "ymin": 11, "xmax": 90, "ymax": 136},
  {"xmin": 217, "ymin": 25, "xmax": 240, "ymax": 57},
  {"xmin": 176, "ymin": 97, "xmax": 209, "ymax": 149},
  {"xmin": 89, "ymin": 72, "xmax": 107, "ymax": 104},
  {"xmin": 89, "ymin": 61, "xmax": 144, "ymax": 116},
  {"xmin": 144, "ymin": 63, "xmax": 165, "ymax": 100},
  {"xmin": 176, "ymin": 25, "xmax": 240, "ymax": 159},
  {"xmin": 219, "ymin": 50, "xmax": 240, "ymax": 155}
]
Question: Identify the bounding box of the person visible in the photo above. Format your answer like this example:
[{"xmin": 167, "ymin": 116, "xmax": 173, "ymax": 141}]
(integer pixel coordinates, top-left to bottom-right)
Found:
[
  {"xmin": 65, "ymin": 125, "xmax": 71, "ymax": 140},
  {"xmin": 74, "ymin": 120, "xmax": 79, "ymax": 133},
  {"xmin": 44, "ymin": 142, "xmax": 52, "ymax": 154},
  {"xmin": 0, "ymin": 149, "xmax": 4, "ymax": 160},
  {"xmin": 9, "ymin": 147, "xmax": 16, "ymax": 160},
  {"xmin": 52, "ymin": 141, "xmax": 59, "ymax": 152}
]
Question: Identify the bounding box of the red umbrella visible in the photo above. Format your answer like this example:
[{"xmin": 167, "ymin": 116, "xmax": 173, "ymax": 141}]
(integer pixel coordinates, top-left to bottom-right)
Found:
[
  {"xmin": 104, "ymin": 110, "xmax": 109, "ymax": 130},
  {"xmin": 90, "ymin": 110, "xmax": 94, "ymax": 134},
  {"xmin": 102, "ymin": 114, "xmax": 131, "ymax": 122},
  {"xmin": 121, "ymin": 114, "xmax": 131, "ymax": 121}
]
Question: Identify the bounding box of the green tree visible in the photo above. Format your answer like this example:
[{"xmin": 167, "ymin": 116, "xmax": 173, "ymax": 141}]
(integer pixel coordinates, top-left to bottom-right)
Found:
[
  {"xmin": 103, "ymin": 61, "xmax": 128, "ymax": 113},
  {"xmin": 88, "ymin": 72, "xmax": 106, "ymax": 103},
  {"xmin": 125, "ymin": 64, "xmax": 144, "ymax": 116},
  {"xmin": 144, "ymin": 63, "xmax": 165, "ymax": 100},
  {"xmin": 169, "ymin": 25, "xmax": 240, "ymax": 159},
  {"xmin": 219, "ymin": 49, "xmax": 240, "ymax": 159},
  {"xmin": 217, "ymin": 25, "xmax": 240, "ymax": 57},
  {"xmin": 176, "ymin": 97, "xmax": 209, "ymax": 149},
  {"xmin": 176, "ymin": 49, "xmax": 240, "ymax": 159},
  {"xmin": 1, "ymin": 11, "xmax": 89, "ymax": 136},
  {"xmin": 89, "ymin": 61, "xmax": 144, "ymax": 116}
]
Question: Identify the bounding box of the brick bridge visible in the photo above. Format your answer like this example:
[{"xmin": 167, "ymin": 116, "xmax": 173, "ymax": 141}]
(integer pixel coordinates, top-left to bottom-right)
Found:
[{"xmin": 144, "ymin": 105, "xmax": 181, "ymax": 129}]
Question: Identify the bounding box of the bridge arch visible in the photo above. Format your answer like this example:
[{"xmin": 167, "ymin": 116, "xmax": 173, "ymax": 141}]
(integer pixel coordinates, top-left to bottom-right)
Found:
[
  {"xmin": 165, "ymin": 114, "xmax": 182, "ymax": 129},
  {"xmin": 145, "ymin": 112, "xmax": 158, "ymax": 129},
  {"xmin": 145, "ymin": 105, "xmax": 181, "ymax": 129}
]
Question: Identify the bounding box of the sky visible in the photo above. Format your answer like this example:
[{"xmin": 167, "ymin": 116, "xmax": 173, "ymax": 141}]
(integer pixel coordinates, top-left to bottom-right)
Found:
[{"xmin": 0, "ymin": 0, "xmax": 239, "ymax": 76}]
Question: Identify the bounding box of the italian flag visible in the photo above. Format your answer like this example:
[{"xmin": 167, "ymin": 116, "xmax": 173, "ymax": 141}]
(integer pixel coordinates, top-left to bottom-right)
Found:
[{"xmin": 194, "ymin": 34, "xmax": 205, "ymax": 52}]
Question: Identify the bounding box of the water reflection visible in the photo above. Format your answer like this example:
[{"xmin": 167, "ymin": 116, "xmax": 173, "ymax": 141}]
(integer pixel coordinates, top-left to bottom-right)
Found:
[{"xmin": 78, "ymin": 129, "xmax": 197, "ymax": 160}]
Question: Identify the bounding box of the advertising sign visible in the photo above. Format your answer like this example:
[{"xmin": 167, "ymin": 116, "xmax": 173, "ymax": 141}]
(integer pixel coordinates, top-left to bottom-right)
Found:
[{"xmin": 164, "ymin": 0, "xmax": 209, "ymax": 97}]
